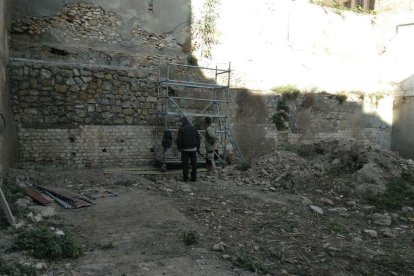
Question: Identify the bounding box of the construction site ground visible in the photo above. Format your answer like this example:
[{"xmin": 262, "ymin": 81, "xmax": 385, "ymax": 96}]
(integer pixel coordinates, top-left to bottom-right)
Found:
[{"xmin": 1, "ymin": 140, "xmax": 414, "ymax": 275}]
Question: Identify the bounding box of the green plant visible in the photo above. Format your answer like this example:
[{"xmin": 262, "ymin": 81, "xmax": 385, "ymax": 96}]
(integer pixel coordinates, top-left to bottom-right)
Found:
[
  {"xmin": 233, "ymin": 245, "xmax": 275, "ymax": 274},
  {"xmin": 236, "ymin": 161, "xmax": 251, "ymax": 171},
  {"xmin": 182, "ymin": 230, "xmax": 199, "ymax": 246},
  {"xmin": 192, "ymin": 0, "xmax": 220, "ymax": 59},
  {"xmin": 272, "ymin": 85, "xmax": 301, "ymax": 100},
  {"xmin": 330, "ymin": 93, "xmax": 347, "ymax": 104},
  {"xmin": 272, "ymin": 98, "xmax": 290, "ymax": 130},
  {"xmin": 187, "ymin": 54, "xmax": 198, "ymax": 66},
  {"xmin": 10, "ymin": 225, "xmax": 84, "ymax": 260},
  {"xmin": 322, "ymin": 221, "xmax": 348, "ymax": 234},
  {"xmin": 367, "ymin": 169, "xmax": 414, "ymax": 211}
]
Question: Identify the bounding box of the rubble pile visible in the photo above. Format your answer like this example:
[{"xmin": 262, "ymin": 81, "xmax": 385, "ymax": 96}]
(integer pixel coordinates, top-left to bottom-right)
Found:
[
  {"xmin": 228, "ymin": 150, "xmax": 324, "ymax": 190},
  {"xmin": 229, "ymin": 139, "xmax": 413, "ymax": 195}
]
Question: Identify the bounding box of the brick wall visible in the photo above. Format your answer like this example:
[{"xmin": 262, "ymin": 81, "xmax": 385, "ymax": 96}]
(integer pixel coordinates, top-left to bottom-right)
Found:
[{"xmin": 18, "ymin": 125, "xmax": 155, "ymax": 168}]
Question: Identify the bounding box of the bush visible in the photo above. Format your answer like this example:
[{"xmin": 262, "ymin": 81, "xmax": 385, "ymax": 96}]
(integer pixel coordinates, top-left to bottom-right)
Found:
[
  {"xmin": 233, "ymin": 245, "xmax": 275, "ymax": 274},
  {"xmin": 332, "ymin": 93, "xmax": 347, "ymax": 105},
  {"xmin": 187, "ymin": 54, "xmax": 198, "ymax": 66},
  {"xmin": 272, "ymin": 85, "xmax": 301, "ymax": 100},
  {"xmin": 10, "ymin": 225, "xmax": 84, "ymax": 260},
  {"xmin": 272, "ymin": 98, "xmax": 290, "ymax": 130},
  {"xmin": 368, "ymin": 170, "xmax": 414, "ymax": 211}
]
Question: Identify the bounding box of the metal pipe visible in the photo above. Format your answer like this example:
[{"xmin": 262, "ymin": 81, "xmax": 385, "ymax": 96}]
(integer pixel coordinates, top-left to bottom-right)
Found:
[
  {"xmin": 396, "ymin": 22, "xmax": 414, "ymax": 33},
  {"xmin": 42, "ymin": 191, "xmax": 73, "ymax": 209}
]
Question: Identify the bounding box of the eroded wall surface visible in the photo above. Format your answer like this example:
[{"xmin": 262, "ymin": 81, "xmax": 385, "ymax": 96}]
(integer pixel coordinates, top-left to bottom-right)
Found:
[
  {"xmin": 0, "ymin": 0, "xmax": 18, "ymax": 174},
  {"xmin": 12, "ymin": 0, "xmax": 191, "ymax": 43}
]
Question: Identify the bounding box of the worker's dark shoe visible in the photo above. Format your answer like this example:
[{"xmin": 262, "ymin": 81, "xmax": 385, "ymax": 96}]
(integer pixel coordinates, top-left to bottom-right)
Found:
[{"xmin": 191, "ymin": 178, "xmax": 197, "ymax": 182}]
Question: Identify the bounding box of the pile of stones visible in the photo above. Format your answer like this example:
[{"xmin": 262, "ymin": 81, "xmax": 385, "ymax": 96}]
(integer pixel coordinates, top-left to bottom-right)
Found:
[{"xmin": 228, "ymin": 139, "xmax": 412, "ymax": 195}]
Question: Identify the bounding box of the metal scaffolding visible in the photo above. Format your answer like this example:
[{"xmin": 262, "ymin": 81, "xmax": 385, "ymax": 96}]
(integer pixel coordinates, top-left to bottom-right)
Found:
[{"xmin": 155, "ymin": 63, "xmax": 244, "ymax": 168}]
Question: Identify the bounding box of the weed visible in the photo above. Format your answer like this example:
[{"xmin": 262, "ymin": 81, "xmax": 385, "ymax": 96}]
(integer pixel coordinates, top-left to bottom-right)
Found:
[
  {"xmin": 187, "ymin": 54, "xmax": 198, "ymax": 66},
  {"xmin": 233, "ymin": 245, "xmax": 275, "ymax": 274},
  {"xmin": 2, "ymin": 175, "xmax": 24, "ymax": 204},
  {"xmin": 272, "ymin": 98, "xmax": 290, "ymax": 130},
  {"xmin": 335, "ymin": 94, "xmax": 347, "ymax": 104},
  {"xmin": 367, "ymin": 169, "xmax": 414, "ymax": 211},
  {"xmin": 182, "ymin": 230, "xmax": 199, "ymax": 246},
  {"xmin": 0, "ymin": 258, "xmax": 36, "ymax": 276},
  {"xmin": 322, "ymin": 221, "xmax": 348, "ymax": 234},
  {"xmin": 284, "ymin": 143, "xmax": 300, "ymax": 153},
  {"xmin": 301, "ymin": 93, "xmax": 315, "ymax": 109},
  {"xmin": 236, "ymin": 161, "xmax": 251, "ymax": 171},
  {"xmin": 272, "ymin": 85, "xmax": 301, "ymax": 100},
  {"xmin": 10, "ymin": 225, "xmax": 84, "ymax": 260}
]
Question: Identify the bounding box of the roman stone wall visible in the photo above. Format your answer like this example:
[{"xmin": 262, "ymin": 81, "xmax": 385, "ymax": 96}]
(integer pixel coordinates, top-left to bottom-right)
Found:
[
  {"xmin": 230, "ymin": 90, "xmax": 392, "ymax": 160},
  {"xmin": 9, "ymin": 59, "xmax": 160, "ymax": 126}
]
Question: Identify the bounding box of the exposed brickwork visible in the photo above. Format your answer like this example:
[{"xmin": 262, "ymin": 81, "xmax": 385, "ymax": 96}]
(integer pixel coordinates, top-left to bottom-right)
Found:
[{"xmin": 18, "ymin": 125, "xmax": 155, "ymax": 168}]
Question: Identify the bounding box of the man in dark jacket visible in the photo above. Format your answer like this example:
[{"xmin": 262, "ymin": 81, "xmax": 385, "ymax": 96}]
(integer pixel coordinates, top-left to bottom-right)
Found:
[{"xmin": 176, "ymin": 117, "xmax": 201, "ymax": 182}]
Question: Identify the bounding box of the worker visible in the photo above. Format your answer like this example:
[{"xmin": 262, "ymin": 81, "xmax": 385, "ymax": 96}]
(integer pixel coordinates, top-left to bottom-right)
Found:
[
  {"xmin": 204, "ymin": 117, "xmax": 218, "ymax": 174},
  {"xmin": 176, "ymin": 117, "xmax": 201, "ymax": 182}
]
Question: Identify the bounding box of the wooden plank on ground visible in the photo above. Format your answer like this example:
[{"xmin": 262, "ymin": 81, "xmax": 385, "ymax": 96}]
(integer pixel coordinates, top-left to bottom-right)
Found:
[{"xmin": 24, "ymin": 187, "xmax": 52, "ymax": 205}]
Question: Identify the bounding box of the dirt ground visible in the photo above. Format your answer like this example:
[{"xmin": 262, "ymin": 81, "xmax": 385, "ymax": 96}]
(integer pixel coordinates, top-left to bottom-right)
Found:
[{"xmin": 2, "ymin": 140, "xmax": 414, "ymax": 275}]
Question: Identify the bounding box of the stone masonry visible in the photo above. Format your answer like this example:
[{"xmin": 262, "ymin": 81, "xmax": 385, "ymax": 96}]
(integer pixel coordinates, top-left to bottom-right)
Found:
[{"xmin": 10, "ymin": 59, "xmax": 159, "ymax": 126}]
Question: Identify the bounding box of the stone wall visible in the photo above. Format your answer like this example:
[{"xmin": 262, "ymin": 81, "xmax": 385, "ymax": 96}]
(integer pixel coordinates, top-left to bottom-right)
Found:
[
  {"xmin": 0, "ymin": 0, "xmax": 18, "ymax": 174},
  {"xmin": 230, "ymin": 90, "xmax": 393, "ymax": 160},
  {"xmin": 18, "ymin": 125, "xmax": 155, "ymax": 168},
  {"xmin": 10, "ymin": 59, "xmax": 160, "ymax": 126}
]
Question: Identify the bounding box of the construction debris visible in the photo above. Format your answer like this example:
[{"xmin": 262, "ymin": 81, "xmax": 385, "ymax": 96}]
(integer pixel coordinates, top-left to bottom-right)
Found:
[{"xmin": 23, "ymin": 187, "xmax": 52, "ymax": 206}]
